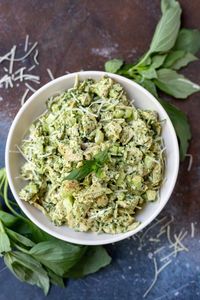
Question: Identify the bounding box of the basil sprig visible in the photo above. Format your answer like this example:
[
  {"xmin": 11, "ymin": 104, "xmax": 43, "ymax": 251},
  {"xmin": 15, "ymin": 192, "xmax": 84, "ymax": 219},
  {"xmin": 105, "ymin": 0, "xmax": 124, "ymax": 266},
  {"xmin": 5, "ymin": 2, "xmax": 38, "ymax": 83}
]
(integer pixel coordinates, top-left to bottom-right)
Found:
[
  {"xmin": 105, "ymin": 0, "xmax": 200, "ymax": 160},
  {"xmin": 0, "ymin": 168, "xmax": 111, "ymax": 294},
  {"xmin": 65, "ymin": 150, "xmax": 108, "ymax": 181}
]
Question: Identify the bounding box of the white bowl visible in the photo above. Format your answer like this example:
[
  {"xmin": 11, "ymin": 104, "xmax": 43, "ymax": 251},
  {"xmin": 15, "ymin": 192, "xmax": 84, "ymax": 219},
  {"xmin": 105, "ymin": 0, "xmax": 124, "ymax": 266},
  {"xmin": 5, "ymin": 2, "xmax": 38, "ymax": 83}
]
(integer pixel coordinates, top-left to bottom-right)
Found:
[{"xmin": 5, "ymin": 71, "xmax": 179, "ymax": 245}]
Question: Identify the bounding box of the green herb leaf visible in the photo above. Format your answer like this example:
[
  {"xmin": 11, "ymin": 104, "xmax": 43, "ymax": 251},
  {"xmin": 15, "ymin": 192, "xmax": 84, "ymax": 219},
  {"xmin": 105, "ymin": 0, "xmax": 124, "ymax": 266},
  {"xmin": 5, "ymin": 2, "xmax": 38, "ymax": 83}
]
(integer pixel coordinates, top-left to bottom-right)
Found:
[
  {"xmin": 30, "ymin": 240, "xmax": 87, "ymax": 277},
  {"xmin": 161, "ymin": 0, "xmax": 177, "ymax": 13},
  {"xmin": 151, "ymin": 54, "xmax": 167, "ymax": 68},
  {"xmin": 172, "ymin": 52, "xmax": 197, "ymax": 70},
  {"xmin": 121, "ymin": 63, "xmax": 135, "ymax": 71},
  {"xmin": 105, "ymin": 59, "xmax": 124, "ymax": 73},
  {"xmin": 163, "ymin": 51, "xmax": 197, "ymax": 70},
  {"xmin": 163, "ymin": 50, "xmax": 185, "ymax": 68},
  {"xmin": 136, "ymin": 0, "xmax": 181, "ymax": 67},
  {"xmin": 18, "ymin": 221, "xmax": 56, "ymax": 244},
  {"xmin": 139, "ymin": 67, "xmax": 157, "ymax": 79},
  {"xmin": 65, "ymin": 160, "xmax": 96, "ymax": 181},
  {"xmin": 174, "ymin": 28, "xmax": 200, "ymax": 54},
  {"xmin": 66, "ymin": 246, "xmax": 111, "ymax": 278},
  {"xmin": 0, "ymin": 220, "xmax": 11, "ymax": 254},
  {"xmin": 139, "ymin": 79, "xmax": 158, "ymax": 98},
  {"xmin": 4, "ymin": 251, "xmax": 50, "ymax": 295},
  {"xmin": 117, "ymin": 63, "xmax": 135, "ymax": 77},
  {"xmin": 149, "ymin": 0, "xmax": 181, "ymax": 53},
  {"xmin": 159, "ymin": 99, "xmax": 191, "ymax": 160},
  {"xmin": 66, "ymin": 150, "xmax": 108, "ymax": 181},
  {"xmin": 6, "ymin": 228, "xmax": 35, "ymax": 248},
  {"xmin": 94, "ymin": 149, "xmax": 108, "ymax": 164},
  {"xmin": 0, "ymin": 210, "xmax": 19, "ymax": 227},
  {"xmin": 155, "ymin": 69, "xmax": 200, "ymax": 99},
  {"xmin": 47, "ymin": 268, "xmax": 65, "ymax": 288},
  {"xmin": 0, "ymin": 167, "xmax": 112, "ymax": 292},
  {"xmin": 129, "ymin": 54, "xmax": 166, "ymax": 75}
]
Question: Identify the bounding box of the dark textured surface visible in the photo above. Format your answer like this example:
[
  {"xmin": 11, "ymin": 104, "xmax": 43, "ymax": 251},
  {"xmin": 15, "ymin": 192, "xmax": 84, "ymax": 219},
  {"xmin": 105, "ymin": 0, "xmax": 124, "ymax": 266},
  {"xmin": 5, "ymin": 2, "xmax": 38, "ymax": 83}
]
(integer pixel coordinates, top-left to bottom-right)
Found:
[{"xmin": 0, "ymin": 1, "xmax": 200, "ymax": 299}]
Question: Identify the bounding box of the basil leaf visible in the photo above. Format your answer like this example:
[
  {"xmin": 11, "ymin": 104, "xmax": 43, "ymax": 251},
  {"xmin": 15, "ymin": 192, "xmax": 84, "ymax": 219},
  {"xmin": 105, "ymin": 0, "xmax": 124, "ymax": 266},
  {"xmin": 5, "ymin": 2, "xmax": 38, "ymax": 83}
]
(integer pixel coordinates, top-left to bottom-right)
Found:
[
  {"xmin": 0, "ymin": 233, "xmax": 11, "ymax": 254},
  {"xmin": 163, "ymin": 50, "xmax": 185, "ymax": 68},
  {"xmin": 135, "ymin": 0, "xmax": 181, "ymax": 67},
  {"xmin": 66, "ymin": 246, "xmax": 111, "ymax": 279},
  {"xmin": 16, "ymin": 220, "xmax": 55, "ymax": 243},
  {"xmin": 66, "ymin": 150, "xmax": 108, "ymax": 181},
  {"xmin": 161, "ymin": 0, "xmax": 176, "ymax": 13},
  {"xmin": 121, "ymin": 63, "xmax": 135, "ymax": 71},
  {"xmin": 137, "ymin": 79, "xmax": 158, "ymax": 98},
  {"xmin": 174, "ymin": 28, "xmax": 200, "ymax": 54},
  {"xmin": 155, "ymin": 69, "xmax": 200, "ymax": 99},
  {"xmin": 30, "ymin": 240, "xmax": 87, "ymax": 277},
  {"xmin": 159, "ymin": 99, "xmax": 191, "ymax": 160},
  {"xmin": 0, "ymin": 210, "xmax": 19, "ymax": 227},
  {"xmin": 163, "ymin": 51, "xmax": 197, "ymax": 70},
  {"xmin": 139, "ymin": 67, "xmax": 157, "ymax": 79},
  {"xmin": 105, "ymin": 59, "xmax": 124, "ymax": 73},
  {"xmin": 172, "ymin": 52, "xmax": 197, "ymax": 70},
  {"xmin": 94, "ymin": 149, "xmax": 108, "ymax": 164},
  {"xmin": 65, "ymin": 160, "xmax": 95, "ymax": 181},
  {"xmin": 47, "ymin": 268, "xmax": 65, "ymax": 288},
  {"xmin": 151, "ymin": 54, "xmax": 167, "ymax": 68},
  {"xmin": 134, "ymin": 55, "xmax": 152, "ymax": 68},
  {"xmin": 149, "ymin": 0, "xmax": 181, "ymax": 54},
  {"xmin": 4, "ymin": 251, "xmax": 50, "ymax": 295},
  {"xmin": 6, "ymin": 228, "xmax": 35, "ymax": 248},
  {"xmin": 0, "ymin": 220, "xmax": 11, "ymax": 254}
]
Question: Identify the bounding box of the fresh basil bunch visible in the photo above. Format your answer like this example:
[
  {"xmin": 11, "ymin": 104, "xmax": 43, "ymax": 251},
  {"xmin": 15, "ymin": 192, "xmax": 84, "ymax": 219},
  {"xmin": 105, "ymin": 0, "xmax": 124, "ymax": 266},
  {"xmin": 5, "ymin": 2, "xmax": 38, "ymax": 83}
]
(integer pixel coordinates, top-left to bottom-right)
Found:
[
  {"xmin": 0, "ymin": 168, "xmax": 111, "ymax": 294},
  {"xmin": 105, "ymin": 0, "xmax": 200, "ymax": 160}
]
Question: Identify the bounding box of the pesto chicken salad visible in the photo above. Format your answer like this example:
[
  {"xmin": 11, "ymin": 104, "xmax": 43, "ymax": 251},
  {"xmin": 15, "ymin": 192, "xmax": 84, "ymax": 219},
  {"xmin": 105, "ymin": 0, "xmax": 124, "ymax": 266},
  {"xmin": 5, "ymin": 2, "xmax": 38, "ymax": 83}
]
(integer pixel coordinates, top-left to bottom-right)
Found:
[{"xmin": 19, "ymin": 76, "xmax": 165, "ymax": 234}]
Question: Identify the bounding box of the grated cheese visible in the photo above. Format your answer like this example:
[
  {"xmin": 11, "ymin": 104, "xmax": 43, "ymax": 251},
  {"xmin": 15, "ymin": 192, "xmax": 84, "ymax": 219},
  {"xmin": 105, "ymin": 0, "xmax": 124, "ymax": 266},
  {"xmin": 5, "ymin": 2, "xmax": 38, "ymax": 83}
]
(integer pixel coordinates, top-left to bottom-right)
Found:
[
  {"xmin": 20, "ymin": 67, "xmax": 25, "ymax": 82},
  {"xmin": 139, "ymin": 216, "xmax": 167, "ymax": 247},
  {"xmin": 28, "ymin": 65, "xmax": 36, "ymax": 71},
  {"xmin": 0, "ymin": 36, "xmax": 42, "ymax": 106},
  {"xmin": 172, "ymin": 230, "xmax": 188, "ymax": 253},
  {"xmin": 0, "ymin": 46, "xmax": 15, "ymax": 63},
  {"xmin": 191, "ymin": 222, "xmax": 195, "ymax": 238},
  {"xmin": 25, "ymin": 83, "xmax": 36, "ymax": 93},
  {"xmin": 24, "ymin": 35, "xmax": 29, "ymax": 52},
  {"xmin": 143, "ymin": 258, "xmax": 172, "ymax": 298},
  {"xmin": 149, "ymin": 238, "xmax": 160, "ymax": 243},
  {"xmin": 9, "ymin": 45, "xmax": 16, "ymax": 74},
  {"xmin": 0, "ymin": 75, "xmax": 9, "ymax": 85},
  {"xmin": 166, "ymin": 225, "xmax": 174, "ymax": 245},
  {"xmin": 160, "ymin": 248, "xmax": 182, "ymax": 262},
  {"xmin": 154, "ymin": 246, "xmax": 165, "ymax": 254},
  {"xmin": 173, "ymin": 234, "xmax": 189, "ymax": 252},
  {"xmin": 5, "ymin": 77, "xmax": 13, "ymax": 89},
  {"xmin": 24, "ymin": 74, "xmax": 40, "ymax": 83},
  {"xmin": 15, "ymin": 144, "xmax": 33, "ymax": 165},
  {"xmin": 33, "ymin": 49, "xmax": 39, "ymax": 65},
  {"xmin": 156, "ymin": 229, "xmax": 166, "ymax": 238},
  {"xmin": 9, "ymin": 150, "xmax": 20, "ymax": 153},
  {"xmin": 159, "ymin": 215, "xmax": 174, "ymax": 233},
  {"xmin": 21, "ymin": 89, "xmax": 29, "ymax": 106},
  {"xmin": 14, "ymin": 42, "xmax": 38, "ymax": 62},
  {"xmin": 137, "ymin": 215, "xmax": 195, "ymax": 298},
  {"xmin": 47, "ymin": 68, "xmax": 54, "ymax": 80},
  {"xmin": 185, "ymin": 154, "xmax": 193, "ymax": 172}
]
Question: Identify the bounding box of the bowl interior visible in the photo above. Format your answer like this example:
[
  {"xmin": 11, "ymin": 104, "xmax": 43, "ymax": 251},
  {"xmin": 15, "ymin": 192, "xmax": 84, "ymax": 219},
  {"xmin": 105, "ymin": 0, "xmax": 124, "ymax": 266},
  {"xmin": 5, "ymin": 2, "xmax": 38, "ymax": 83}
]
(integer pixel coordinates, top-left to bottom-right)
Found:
[{"xmin": 5, "ymin": 71, "xmax": 179, "ymax": 245}]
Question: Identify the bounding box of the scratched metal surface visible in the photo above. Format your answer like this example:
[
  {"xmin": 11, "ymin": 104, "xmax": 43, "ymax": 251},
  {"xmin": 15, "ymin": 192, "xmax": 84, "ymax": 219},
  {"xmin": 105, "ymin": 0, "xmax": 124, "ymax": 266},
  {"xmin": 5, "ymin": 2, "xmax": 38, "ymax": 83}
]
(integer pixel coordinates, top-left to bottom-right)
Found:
[{"xmin": 0, "ymin": 1, "xmax": 200, "ymax": 299}]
